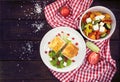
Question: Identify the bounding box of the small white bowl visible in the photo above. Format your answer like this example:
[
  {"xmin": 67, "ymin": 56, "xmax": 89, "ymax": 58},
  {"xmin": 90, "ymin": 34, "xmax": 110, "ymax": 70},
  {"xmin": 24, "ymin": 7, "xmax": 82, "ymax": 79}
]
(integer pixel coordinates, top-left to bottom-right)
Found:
[{"xmin": 79, "ymin": 6, "xmax": 116, "ymax": 42}]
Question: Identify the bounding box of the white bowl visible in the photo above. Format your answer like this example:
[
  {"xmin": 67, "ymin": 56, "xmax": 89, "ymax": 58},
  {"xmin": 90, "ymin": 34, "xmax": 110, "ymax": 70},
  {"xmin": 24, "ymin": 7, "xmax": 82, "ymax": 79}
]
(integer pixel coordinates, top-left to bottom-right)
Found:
[{"xmin": 79, "ymin": 6, "xmax": 116, "ymax": 42}]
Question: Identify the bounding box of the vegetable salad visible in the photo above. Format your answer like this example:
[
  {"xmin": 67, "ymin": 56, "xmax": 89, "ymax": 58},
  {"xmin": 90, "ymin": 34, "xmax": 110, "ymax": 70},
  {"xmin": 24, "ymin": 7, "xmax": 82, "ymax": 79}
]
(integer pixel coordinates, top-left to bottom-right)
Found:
[
  {"xmin": 49, "ymin": 50, "xmax": 72, "ymax": 68},
  {"xmin": 81, "ymin": 11, "xmax": 112, "ymax": 40}
]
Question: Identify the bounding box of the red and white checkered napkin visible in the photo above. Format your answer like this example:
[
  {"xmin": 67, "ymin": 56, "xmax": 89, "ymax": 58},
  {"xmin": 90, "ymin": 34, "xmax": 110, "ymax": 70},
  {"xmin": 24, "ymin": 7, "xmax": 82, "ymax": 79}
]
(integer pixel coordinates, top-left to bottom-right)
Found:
[
  {"xmin": 44, "ymin": 0, "xmax": 116, "ymax": 82},
  {"xmin": 49, "ymin": 40, "xmax": 116, "ymax": 82},
  {"xmin": 44, "ymin": 0, "xmax": 93, "ymax": 29}
]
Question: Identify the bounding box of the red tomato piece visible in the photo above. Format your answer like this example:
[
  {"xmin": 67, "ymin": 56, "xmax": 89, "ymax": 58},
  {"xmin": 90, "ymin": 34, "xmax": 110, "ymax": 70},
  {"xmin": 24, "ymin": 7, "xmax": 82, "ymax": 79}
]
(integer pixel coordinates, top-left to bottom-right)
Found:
[
  {"xmin": 86, "ymin": 12, "xmax": 91, "ymax": 17},
  {"xmin": 103, "ymin": 19, "xmax": 112, "ymax": 22},
  {"xmin": 88, "ymin": 52, "xmax": 100, "ymax": 65},
  {"xmin": 107, "ymin": 30, "xmax": 110, "ymax": 34},
  {"xmin": 82, "ymin": 12, "xmax": 91, "ymax": 23},
  {"xmin": 59, "ymin": 6, "xmax": 70, "ymax": 17},
  {"xmin": 96, "ymin": 31, "xmax": 100, "ymax": 39}
]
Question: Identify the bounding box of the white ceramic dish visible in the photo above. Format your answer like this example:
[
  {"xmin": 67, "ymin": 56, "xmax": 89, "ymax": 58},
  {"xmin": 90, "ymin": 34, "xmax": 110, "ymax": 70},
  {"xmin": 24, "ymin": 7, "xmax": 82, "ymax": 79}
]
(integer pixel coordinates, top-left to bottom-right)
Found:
[
  {"xmin": 40, "ymin": 27, "xmax": 86, "ymax": 72},
  {"xmin": 79, "ymin": 6, "xmax": 116, "ymax": 42}
]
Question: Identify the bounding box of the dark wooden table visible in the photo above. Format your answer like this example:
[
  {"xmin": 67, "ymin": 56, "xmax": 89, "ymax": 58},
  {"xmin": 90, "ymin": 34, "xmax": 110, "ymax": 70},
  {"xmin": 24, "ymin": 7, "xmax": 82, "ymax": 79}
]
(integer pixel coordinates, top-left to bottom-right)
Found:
[{"xmin": 0, "ymin": 0, "xmax": 120, "ymax": 82}]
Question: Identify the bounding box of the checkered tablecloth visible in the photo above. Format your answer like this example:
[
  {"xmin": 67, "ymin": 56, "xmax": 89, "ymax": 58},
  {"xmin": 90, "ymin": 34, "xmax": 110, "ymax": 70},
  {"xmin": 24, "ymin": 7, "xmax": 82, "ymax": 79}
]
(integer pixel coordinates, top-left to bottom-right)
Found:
[{"xmin": 44, "ymin": 0, "xmax": 116, "ymax": 82}]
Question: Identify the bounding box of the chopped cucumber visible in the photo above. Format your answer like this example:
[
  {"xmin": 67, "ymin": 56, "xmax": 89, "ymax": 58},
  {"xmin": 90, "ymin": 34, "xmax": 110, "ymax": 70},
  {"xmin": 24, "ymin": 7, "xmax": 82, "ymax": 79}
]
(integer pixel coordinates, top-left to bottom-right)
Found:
[
  {"xmin": 86, "ymin": 41, "xmax": 100, "ymax": 53},
  {"xmin": 100, "ymin": 33, "xmax": 107, "ymax": 38},
  {"xmin": 94, "ymin": 20, "xmax": 100, "ymax": 25},
  {"xmin": 104, "ymin": 23, "xmax": 111, "ymax": 29}
]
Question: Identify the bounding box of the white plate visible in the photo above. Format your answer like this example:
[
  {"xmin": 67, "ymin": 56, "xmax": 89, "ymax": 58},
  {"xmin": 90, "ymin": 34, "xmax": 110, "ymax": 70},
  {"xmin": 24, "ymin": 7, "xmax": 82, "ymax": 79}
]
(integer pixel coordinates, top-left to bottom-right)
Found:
[{"xmin": 40, "ymin": 27, "xmax": 86, "ymax": 72}]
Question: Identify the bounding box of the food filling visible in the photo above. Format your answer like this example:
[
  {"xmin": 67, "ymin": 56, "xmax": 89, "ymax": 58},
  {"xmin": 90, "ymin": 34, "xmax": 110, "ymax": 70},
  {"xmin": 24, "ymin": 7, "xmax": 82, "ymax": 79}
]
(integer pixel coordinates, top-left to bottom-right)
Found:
[{"xmin": 81, "ymin": 11, "xmax": 112, "ymax": 40}]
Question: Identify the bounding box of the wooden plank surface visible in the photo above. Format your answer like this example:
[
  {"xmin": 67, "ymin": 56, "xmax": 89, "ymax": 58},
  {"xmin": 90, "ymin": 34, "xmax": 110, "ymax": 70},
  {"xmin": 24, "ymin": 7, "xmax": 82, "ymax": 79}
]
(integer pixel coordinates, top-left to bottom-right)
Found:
[
  {"xmin": 0, "ymin": 61, "xmax": 59, "ymax": 82},
  {"xmin": 0, "ymin": 0, "xmax": 120, "ymax": 82}
]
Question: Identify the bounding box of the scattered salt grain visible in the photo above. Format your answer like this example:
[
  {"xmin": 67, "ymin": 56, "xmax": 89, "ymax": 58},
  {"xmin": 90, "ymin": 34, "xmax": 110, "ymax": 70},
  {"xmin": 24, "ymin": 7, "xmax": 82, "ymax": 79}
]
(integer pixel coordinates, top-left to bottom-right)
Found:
[
  {"xmin": 18, "ymin": 18, "xmax": 21, "ymax": 21},
  {"xmin": 43, "ymin": 1, "xmax": 47, "ymax": 8},
  {"xmin": 30, "ymin": 12, "xmax": 34, "ymax": 15},
  {"xmin": 28, "ymin": 14, "xmax": 31, "ymax": 17},
  {"xmin": 18, "ymin": 70, "xmax": 21, "ymax": 72},
  {"xmin": 34, "ymin": 3, "xmax": 42, "ymax": 14},
  {"xmin": 23, "ymin": 10, "xmax": 26, "ymax": 13},
  {"xmin": 21, "ymin": 58, "xmax": 24, "ymax": 60},
  {"xmin": 32, "ymin": 22, "xmax": 44, "ymax": 32},
  {"xmin": 26, "ymin": 42, "xmax": 32, "ymax": 51},
  {"xmin": 27, "ymin": 9, "xmax": 30, "ymax": 11},
  {"xmin": 20, "ymin": 5, "xmax": 23, "ymax": 8},
  {"xmin": 16, "ymin": 63, "xmax": 20, "ymax": 67},
  {"xmin": 16, "ymin": 63, "xmax": 24, "ymax": 73},
  {"xmin": 22, "ymin": 42, "xmax": 33, "ymax": 53},
  {"xmin": 13, "ymin": 42, "xmax": 33, "ymax": 60},
  {"xmin": 17, "ymin": 24, "xmax": 19, "ymax": 27}
]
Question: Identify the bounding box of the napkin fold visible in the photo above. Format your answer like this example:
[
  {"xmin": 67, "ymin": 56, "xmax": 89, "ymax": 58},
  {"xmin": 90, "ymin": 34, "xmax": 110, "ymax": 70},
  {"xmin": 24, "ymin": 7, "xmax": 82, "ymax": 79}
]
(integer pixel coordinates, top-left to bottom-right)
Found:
[{"xmin": 44, "ymin": 0, "xmax": 116, "ymax": 81}]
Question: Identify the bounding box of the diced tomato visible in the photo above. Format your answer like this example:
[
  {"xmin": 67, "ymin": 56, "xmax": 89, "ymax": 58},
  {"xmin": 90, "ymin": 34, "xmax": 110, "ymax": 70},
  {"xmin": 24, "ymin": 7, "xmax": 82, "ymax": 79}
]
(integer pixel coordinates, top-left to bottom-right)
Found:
[
  {"xmin": 88, "ymin": 52, "xmax": 100, "ymax": 65},
  {"xmin": 82, "ymin": 15, "xmax": 87, "ymax": 23},
  {"xmin": 106, "ymin": 30, "xmax": 110, "ymax": 34},
  {"xmin": 96, "ymin": 31, "xmax": 100, "ymax": 39},
  {"xmin": 87, "ymin": 12, "xmax": 92, "ymax": 17},
  {"xmin": 103, "ymin": 19, "xmax": 112, "ymax": 24},
  {"xmin": 92, "ymin": 31, "xmax": 97, "ymax": 35}
]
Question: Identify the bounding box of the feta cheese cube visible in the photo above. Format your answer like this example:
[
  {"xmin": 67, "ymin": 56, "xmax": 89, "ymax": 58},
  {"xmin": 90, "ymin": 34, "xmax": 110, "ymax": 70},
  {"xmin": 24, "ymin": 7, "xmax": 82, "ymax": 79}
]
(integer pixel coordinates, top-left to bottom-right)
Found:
[
  {"xmin": 95, "ymin": 16, "xmax": 100, "ymax": 20},
  {"xmin": 99, "ymin": 15, "xmax": 105, "ymax": 19},
  {"xmin": 99, "ymin": 26, "xmax": 105, "ymax": 32},
  {"xmin": 50, "ymin": 58, "xmax": 52, "ymax": 61},
  {"xmin": 93, "ymin": 24, "xmax": 99, "ymax": 31},
  {"xmin": 63, "ymin": 62, "xmax": 67, "ymax": 66},
  {"xmin": 58, "ymin": 57, "xmax": 62, "ymax": 61},
  {"xmin": 95, "ymin": 15, "xmax": 105, "ymax": 20},
  {"xmin": 86, "ymin": 18, "xmax": 92, "ymax": 23},
  {"xmin": 99, "ymin": 22, "xmax": 104, "ymax": 26},
  {"xmin": 92, "ymin": 21, "xmax": 94, "ymax": 24}
]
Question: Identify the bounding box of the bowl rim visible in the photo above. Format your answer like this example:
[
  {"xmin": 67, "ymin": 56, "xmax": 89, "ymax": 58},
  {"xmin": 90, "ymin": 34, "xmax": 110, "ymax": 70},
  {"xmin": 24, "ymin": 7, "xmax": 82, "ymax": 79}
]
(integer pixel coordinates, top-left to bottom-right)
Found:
[{"xmin": 79, "ymin": 6, "xmax": 116, "ymax": 42}]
